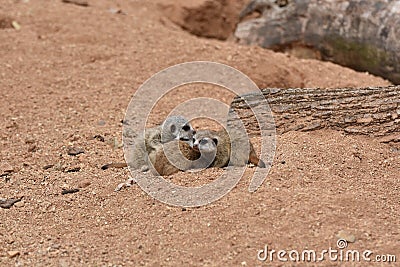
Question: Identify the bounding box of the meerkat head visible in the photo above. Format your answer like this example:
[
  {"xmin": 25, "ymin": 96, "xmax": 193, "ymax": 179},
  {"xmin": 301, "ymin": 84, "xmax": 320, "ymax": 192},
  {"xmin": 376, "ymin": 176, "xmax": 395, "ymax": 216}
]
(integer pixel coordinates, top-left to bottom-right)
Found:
[
  {"xmin": 161, "ymin": 115, "xmax": 196, "ymax": 144},
  {"xmin": 193, "ymin": 130, "xmax": 219, "ymax": 153},
  {"xmin": 192, "ymin": 132, "xmax": 218, "ymax": 169},
  {"xmin": 193, "ymin": 137, "xmax": 218, "ymax": 154}
]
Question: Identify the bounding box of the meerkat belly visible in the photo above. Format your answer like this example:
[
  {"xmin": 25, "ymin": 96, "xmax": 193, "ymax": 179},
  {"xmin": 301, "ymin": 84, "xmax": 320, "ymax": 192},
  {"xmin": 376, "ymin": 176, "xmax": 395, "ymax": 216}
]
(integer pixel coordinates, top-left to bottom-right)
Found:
[
  {"xmin": 212, "ymin": 131, "xmax": 231, "ymax": 168},
  {"xmin": 149, "ymin": 140, "xmax": 201, "ymax": 176}
]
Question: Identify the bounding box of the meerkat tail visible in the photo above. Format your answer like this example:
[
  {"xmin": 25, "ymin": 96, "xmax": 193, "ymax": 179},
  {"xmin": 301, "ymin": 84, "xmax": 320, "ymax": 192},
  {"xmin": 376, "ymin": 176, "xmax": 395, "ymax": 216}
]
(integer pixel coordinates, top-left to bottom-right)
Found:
[
  {"xmin": 248, "ymin": 153, "xmax": 266, "ymax": 168},
  {"xmin": 248, "ymin": 143, "xmax": 266, "ymax": 168},
  {"xmin": 101, "ymin": 162, "xmax": 128, "ymax": 170}
]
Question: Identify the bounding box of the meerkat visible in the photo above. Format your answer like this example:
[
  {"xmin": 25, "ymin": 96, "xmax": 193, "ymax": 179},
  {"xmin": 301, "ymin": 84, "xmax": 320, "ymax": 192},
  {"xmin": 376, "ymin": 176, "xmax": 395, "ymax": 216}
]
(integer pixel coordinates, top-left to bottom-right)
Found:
[
  {"xmin": 193, "ymin": 130, "xmax": 229, "ymax": 168},
  {"xmin": 102, "ymin": 116, "xmax": 196, "ymax": 170},
  {"xmin": 193, "ymin": 129, "xmax": 266, "ymax": 168},
  {"xmin": 148, "ymin": 135, "xmax": 218, "ymax": 176}
]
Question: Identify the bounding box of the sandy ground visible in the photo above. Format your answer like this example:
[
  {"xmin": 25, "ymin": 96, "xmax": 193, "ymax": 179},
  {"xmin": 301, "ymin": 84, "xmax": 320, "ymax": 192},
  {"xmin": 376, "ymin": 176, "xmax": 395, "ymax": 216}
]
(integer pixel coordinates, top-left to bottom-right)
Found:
[{"xmin": 0, "ymin": 0, "xmax": 399, "ymax": 266}]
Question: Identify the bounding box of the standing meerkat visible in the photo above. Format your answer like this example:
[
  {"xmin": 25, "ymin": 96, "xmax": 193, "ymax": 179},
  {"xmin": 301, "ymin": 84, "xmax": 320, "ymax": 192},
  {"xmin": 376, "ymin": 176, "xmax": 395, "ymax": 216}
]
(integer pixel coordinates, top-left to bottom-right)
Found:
[
  {"xmin": 102, "ymin": 116, "xmax": 196, "ymax": 170},
  {"xmin": 193, "ymin": 129, "xmax": 266, "ymax": 168}
]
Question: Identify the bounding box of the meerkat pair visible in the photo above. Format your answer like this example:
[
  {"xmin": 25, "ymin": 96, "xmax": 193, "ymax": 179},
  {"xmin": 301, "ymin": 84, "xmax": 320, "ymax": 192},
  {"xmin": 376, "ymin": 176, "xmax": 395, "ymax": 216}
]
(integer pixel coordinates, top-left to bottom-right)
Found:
[
  {"xmin": 103, "ymin": 115, "xmax": 265, "ymax": 176},
  {"xmin": 152, "ymin": 127, "xmax": 266, "ymax": 176}
]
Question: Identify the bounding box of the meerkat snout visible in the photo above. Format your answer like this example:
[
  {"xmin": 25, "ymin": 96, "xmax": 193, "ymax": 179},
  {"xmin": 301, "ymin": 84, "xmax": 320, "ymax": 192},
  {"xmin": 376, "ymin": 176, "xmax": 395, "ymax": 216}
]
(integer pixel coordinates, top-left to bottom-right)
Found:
[
  {"xmin": 178, "ymin": 123, "xmax": 196, "ymax": 144},
  {"xmin": 193, "ymin": 137, "xmax": 218, "ymax": 154},
  {"xmin": 161, "ymin": 116, "xmax": 196, "ymax": 145}
]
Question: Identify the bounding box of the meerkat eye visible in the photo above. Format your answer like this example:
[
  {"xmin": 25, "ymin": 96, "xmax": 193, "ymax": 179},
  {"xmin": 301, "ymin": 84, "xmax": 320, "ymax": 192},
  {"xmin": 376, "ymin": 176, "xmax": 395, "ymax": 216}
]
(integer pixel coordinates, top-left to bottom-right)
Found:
[
  {"xmin": 182, "ymin": 124, "xmax": 190, "ymax": 131},
  {"xmin": 212, "ymin": 138, "xmax": 218, "ymax": 145},
  {"xmin": 200, "ymin": 139, "xmax": 208, "ymax": 145}
]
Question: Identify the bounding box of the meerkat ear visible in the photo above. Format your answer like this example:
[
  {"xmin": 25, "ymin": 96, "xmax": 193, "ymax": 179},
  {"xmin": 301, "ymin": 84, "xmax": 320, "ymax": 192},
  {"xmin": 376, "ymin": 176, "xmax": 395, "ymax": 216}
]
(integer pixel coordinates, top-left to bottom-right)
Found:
[
  {"xmin": 212, "ymin": 138, "xmax": 218, "ymax": 146},
  {"xmin": 170, "ymin": 124, "xmax": 177, "ymax": 134}
]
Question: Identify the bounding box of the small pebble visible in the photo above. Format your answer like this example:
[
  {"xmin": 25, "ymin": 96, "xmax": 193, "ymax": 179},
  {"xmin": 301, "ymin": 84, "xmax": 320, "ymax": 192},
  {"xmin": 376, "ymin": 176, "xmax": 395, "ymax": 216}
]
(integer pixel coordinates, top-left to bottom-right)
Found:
[
  {"xmin": 43, "ymin": 164, "xmax": 54, "ymax": 170},
  {"xmin": 337, "ymin": 230, "xmax": 356, "ymax": 243},
  {"xmin": 141, "ymin": 165, "xmax": 149, "ymax": 172},
  {"xmin": 14, "ymin": 200, "xmax": 25, "ymax": 208},
  {"xmin": 0, "ymin": 197, "xmax": 23, "ymax": 209},
  {"xmin": 28, "ymin": 144, "xmax": 38, "ymax": 152},
  {"xmin": 115, "ymin": 177, "xmax": 137, "ymax": 191},
  {"xmin": 7, "ymin": 250, "xmax": 20, "ymax": 258},
  {"xmin": 78, "ymin": 180, "xmax": 91, "ymax": 188},
  {"xmin": 11, "ymin": 21, "xmax": 21, "ymax": 30},
  {"xmin": 65, "ymin": 166, "xmax": 81, "ymax": 173},
  {"xmin": 93, "ymin": 135, "xmax": 105, "ymax": 142},
  {"xmin": 61, "ymin": 189, "xmax": 79, "ymax": 195},
  {"xmin": 67, "ymin": 147, "xmax": 84, "ymax": 156}
]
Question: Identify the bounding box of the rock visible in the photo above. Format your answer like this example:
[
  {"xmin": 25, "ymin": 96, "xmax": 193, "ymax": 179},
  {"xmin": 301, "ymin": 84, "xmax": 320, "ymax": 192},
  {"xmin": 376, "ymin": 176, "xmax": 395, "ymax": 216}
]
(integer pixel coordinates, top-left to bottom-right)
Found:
[
  {"xmin": 93, "ymin": 134, "xmax": 105, "ymax": 142},
  {"xmin": 78, "ymin": 180, "xmax": 91, "ymax": 188},
  {"xmin": 114, "ymin": 177, "xmax": 137, "ymax": 192},
  {"xmin": 67, "ymin": 147, "xmax": 84, "ymax": 156},
  {"xmin": 61, "ymin": 188, "xmax": 79, "ymax": 195},
  {"xmin": 65, "ymin": 166, "xmax": 81, "ymax": 173},
  {"xmin": 141, "ymin": 165, "xmax": 149, "ymax": 172},
  {"xmin": 0, "ymin": 197, "xmax": 23, "ymax": 209},
  {"xmin": 7, "ymin": 250, "xmax": 20, "ymax": 258},
  {"xmin": 14, "ymin": 200, "xmax": 25, "ymax": 207},
  {"xmin": 43, "ymin": 164, "xmax": 54, "ymax": 170},
  {"xmin": 101, "ymin": 162, "xmax": 127, "ymax": 170},
  {"xmin": 337, "ymin": 230, "xmax": 356, "ymax": 243},
  {"xmin": 28, "ymin": 144, "xmax": 38, "ymax": 152},
  {"xmin": 11, "ymin": 21, "xmax": 21, "ymax": 30}
]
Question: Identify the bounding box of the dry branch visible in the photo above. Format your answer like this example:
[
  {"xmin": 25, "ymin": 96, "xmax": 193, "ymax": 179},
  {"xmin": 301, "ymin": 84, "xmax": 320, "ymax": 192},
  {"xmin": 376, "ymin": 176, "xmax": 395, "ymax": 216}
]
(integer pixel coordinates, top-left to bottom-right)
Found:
[{"xmin": 230, "ymin": 86, "xmax": 400, "ymax": 142}]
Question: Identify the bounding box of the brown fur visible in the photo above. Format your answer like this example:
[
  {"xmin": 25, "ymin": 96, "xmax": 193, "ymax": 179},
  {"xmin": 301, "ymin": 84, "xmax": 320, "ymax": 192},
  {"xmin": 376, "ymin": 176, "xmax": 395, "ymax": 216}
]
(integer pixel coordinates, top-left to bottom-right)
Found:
[
  {"xmin": 194, "ymin": 129, "xmax": 266, "ymax": 168},
  {"xmin": 102, "ymin": 116, "xmax": 195, "ymax": 171},
  {"xmin": 149, "ymin": 140, "xmax": 201, "ymax": 176}
]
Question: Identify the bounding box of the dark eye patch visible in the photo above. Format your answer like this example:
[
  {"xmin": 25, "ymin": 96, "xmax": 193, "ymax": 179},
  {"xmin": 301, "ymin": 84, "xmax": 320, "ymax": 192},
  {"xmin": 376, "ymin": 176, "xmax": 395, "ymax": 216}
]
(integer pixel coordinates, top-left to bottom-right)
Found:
[
  {"xmin": 212, "ymin": 138, "xmax": 218, "ymax": 146},
  {"xmin": 182, "ymin": 125, "xmax": 190, "ymax": 131},
  {"xmin": 200, "ymin": 139, "xmax": 208, "ymax": 145}
]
